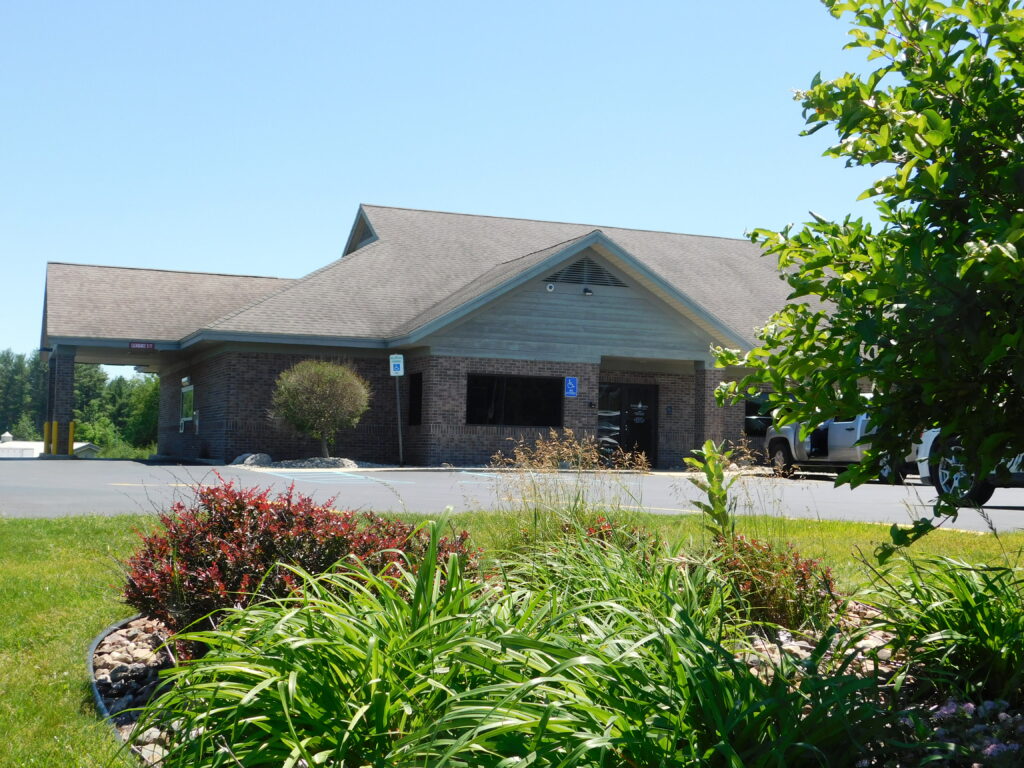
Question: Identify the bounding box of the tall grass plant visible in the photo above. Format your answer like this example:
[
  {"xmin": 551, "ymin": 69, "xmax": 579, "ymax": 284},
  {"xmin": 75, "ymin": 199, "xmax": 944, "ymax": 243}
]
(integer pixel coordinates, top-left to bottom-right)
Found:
[
  {"xmin": 864, "ymin": 554, "xmax": 1024, "ymax": 704},
  {"xmin": 141, "ymin": 519, "xmax": 904, "ymax": 768}
]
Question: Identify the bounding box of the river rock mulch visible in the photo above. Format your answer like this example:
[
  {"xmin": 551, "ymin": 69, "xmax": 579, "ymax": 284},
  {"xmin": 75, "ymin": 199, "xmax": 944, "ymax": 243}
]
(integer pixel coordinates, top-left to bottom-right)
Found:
[
  {"xmin": 91, "ymin": 617, "xmax": 174, "ymax": 764},
  {"xmin": 92, "ymin": 605, "xmax": 902, "ymax": 766},
  {"xmin": 93, "ymin": 606, "xmax": 1020, "ymax": 766}
]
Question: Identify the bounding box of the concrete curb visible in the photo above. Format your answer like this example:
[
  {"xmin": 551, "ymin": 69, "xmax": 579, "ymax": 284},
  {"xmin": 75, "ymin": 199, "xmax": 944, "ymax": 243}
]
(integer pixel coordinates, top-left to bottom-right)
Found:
[{"xmin": 237, "ymin": 465, "xmax": 773, "ymax": 477}]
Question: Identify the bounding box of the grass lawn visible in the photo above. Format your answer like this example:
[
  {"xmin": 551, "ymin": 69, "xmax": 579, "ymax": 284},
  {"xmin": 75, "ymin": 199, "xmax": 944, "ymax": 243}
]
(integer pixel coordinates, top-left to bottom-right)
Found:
[
  {"xmin": 0, "ymin": 516, "xmax": 146, "ymax": 768},
  {"xmin": 2, "ymin": 509, "xmax": 1023, "ymax": 766}
]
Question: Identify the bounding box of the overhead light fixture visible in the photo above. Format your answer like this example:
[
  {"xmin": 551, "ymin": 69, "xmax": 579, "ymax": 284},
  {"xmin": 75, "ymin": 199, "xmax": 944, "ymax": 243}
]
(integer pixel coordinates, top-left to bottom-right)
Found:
[{"xmin": 582, "ymin": 287, "xmax": 594, "ymax": 296}]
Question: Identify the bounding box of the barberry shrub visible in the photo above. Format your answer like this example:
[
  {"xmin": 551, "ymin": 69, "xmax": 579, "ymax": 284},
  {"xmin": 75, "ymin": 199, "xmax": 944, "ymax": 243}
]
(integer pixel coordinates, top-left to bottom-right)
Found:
[
  {"xmin": 122, "ymin": 478, "xmax": 475, "ymax": 643},
  {"xmin": 564, "ymin": 515, "xmax": 658, "ymax": 554},
  {"xmin": 712, "ymin": 534, "xmax": 837, "ymax": 630}
]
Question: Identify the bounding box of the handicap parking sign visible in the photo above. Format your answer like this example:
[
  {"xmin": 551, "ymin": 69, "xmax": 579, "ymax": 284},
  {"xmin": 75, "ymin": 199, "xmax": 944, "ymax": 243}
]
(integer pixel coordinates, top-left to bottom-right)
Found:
[
  {"xmin": 389, "ymin": 354, "xmax": 405, "ymax": 376},
  {"xmin": 564, "ymin": 376, "xmax": 578, "ymax": 398}
]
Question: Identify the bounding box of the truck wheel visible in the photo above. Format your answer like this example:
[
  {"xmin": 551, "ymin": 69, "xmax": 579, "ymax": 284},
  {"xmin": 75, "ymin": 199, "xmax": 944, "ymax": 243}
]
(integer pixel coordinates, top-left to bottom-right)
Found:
[
  {"xmin": 769, "ymin": 441, "xmax": 794, "ymax": 477},
  {"xmin": 932, "ymin": 438, "xmax": 995, "ymax": 506}
]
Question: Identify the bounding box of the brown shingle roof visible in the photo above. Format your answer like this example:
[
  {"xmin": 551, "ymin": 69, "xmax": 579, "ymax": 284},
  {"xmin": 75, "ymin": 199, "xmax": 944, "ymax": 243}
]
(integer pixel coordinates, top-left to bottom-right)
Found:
[
  {"xmin": 43, "ymin": 263, "xmax": 292, "ymax": 343},
  {"xmin": 205, "ymin": 205, "xmax": 790, "ymax": 347},
  {"xmin": 43, "ymin": 206, "xmax": 792, "ymax": 350}
]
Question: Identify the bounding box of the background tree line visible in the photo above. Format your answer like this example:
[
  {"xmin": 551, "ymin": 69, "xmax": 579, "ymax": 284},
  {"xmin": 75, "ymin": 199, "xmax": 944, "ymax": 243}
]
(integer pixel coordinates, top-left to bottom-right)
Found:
[{"xmin": 0, "ymin": 349, "xmax": 158, "ymax": 456}]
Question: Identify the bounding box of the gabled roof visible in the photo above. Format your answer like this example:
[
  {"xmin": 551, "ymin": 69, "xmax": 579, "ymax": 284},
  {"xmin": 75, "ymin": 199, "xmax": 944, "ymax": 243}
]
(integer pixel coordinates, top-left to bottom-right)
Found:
[
  {"xmin": 42, "ymin": 206, "xmax": 792, "ymax": 352},
  {"xmin": 43, "ymin": 263, "xmax": 292, "ymax": 343},
  {"xmin": 201, "ymin": 205, "xmax": 789, "ymax": 348}
]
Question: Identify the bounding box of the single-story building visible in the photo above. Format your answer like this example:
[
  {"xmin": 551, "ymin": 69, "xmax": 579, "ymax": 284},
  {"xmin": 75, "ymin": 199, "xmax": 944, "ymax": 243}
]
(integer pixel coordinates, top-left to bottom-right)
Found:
[
  {"xmin": 0, "ymin": 432, "xmax": 101, "ymax": 459},
  {"xmin": 40, "ymin": 205, "xmax": 790, "ymax": 467}
]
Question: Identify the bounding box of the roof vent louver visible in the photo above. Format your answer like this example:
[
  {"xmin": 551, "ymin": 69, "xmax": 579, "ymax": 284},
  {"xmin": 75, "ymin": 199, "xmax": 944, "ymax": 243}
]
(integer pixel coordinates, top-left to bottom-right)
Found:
[{"xmin": 544, "ymin": 257, "xmax": 627, "ymax": 287}]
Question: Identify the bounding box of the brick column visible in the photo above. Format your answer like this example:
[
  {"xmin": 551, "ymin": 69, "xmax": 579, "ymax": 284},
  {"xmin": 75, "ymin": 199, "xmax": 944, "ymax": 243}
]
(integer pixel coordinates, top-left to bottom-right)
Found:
[
  {"xmin": 563, "ymin": 364, "xmax": 600, "ymax": 441},
  {"xmin": 693, "ymin": 361, "xmax": 745, "ymax": 451},
  {"xmin": 49, "ymin": 346, "xmax": 76, "ymax": 455}
]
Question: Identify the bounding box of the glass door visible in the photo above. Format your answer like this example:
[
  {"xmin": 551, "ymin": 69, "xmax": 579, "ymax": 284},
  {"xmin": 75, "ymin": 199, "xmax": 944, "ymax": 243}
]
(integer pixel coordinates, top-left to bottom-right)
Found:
[{"xmin": 598, "ymin": 383, "xmax": 657, "ymax": 464}]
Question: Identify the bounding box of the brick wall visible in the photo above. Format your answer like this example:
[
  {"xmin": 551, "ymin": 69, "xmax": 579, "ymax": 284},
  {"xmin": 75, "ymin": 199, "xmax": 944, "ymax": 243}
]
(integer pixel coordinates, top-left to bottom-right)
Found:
[
  {"xmin": 405, "ymin": 356, "xmax": 601, "ymax": 467},
  {"xmin": 154, "ymin": 347, "xmax": 749, "ymax": 467},
  {"xmin": 158, "ymin": 350, "xmax": 403, "ymax": 463},
  {"xmin": 693, "ymin": 362, "xmax": 746, "ymax": 453}
]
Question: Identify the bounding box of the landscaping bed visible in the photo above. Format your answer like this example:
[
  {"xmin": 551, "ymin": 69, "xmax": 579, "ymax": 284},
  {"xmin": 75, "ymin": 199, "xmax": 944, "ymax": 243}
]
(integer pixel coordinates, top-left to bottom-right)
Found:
[{"xmin": 3, "ymin": 464, "xmax": 1024, "ymax": 766}]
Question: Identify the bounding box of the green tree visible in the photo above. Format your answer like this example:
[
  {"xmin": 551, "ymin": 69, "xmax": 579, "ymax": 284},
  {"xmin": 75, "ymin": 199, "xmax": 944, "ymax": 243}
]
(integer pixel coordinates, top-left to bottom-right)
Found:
[
  {"xmin": 272, "ymin": 360, "xmax": 371, "ymax": 458},
  {"xmin": 0, "ymin": 350, "xmax": 47, "ymax": 436},
  {"xmin": 73, "ymin": 364, "xmax": 109, "ymax": 423},
  {"xmin": 0, "ymin": 350, "xmax": 30, "ymax": 432},
  {"xmin": 122, "ymin": 375, "xmax": 159, "ymax": 447},
  {"xmin": 23, "ymin": 353, "xmax": 46, "ymax": 435},
  {"xmin": 10, "ymin": 412, "xmax": 40, "ymax": 441},
  {"xmin": 104, "ymin": 376, "xmax": 136, "ymax": 435},
  {"xmin": 75, "ymin": 415, "xmax": 120, "ymax": 448},
  {"xmin": 715, "ymin": 0, "xmax": 1024, "ymax": 548}
]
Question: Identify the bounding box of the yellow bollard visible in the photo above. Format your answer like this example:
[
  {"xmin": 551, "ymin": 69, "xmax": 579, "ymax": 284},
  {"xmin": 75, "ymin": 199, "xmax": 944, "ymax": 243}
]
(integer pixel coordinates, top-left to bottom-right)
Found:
[
  {"xmin": 51, "ymin": 421, "xmax": 59, "ymax": 455},
  {"xmin": 68, "ymin": 421, "xmax": 75, "ymax": 456},
  {"xmin": 42, "ymin": 421, "xmax": 51, "ymax": 454}
]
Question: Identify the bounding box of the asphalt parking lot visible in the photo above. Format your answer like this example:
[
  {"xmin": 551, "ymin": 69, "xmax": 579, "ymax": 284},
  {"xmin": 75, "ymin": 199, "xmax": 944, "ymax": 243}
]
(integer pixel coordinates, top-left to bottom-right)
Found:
[{"xmin": 1, "ymin": 458, "xmax": 1023, "ymax": 533}]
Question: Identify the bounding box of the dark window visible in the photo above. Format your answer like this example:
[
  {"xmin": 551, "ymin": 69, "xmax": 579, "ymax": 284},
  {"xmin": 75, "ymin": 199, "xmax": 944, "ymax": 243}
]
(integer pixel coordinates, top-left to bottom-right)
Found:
[
  {"xmin": 744, "ymin": 393, "xmax": 772, "ymax": 437},
  {"xmin": 466, "ymin": 375, "xmax": 563, "ymax": 427},
  {"xmin": 408, "ymin": 373, "xmax": 422, "ymax": 426}
]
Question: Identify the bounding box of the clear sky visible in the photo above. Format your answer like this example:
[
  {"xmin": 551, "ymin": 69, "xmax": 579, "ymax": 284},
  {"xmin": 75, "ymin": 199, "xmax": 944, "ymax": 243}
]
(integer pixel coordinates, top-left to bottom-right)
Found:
[{"xmin": 1, "ymin": 1, "xmax": 882, "ymax": 358}]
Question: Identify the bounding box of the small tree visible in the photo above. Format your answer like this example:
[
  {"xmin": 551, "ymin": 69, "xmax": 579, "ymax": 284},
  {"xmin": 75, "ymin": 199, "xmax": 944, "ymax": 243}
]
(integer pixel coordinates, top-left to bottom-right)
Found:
[
  {"xmin": 10, "ymin": 412, "xmax": 40, "ymax": 441},
  {"xmin": 272, "ymin": 360, "xmax": 370, "ymax": 458}
]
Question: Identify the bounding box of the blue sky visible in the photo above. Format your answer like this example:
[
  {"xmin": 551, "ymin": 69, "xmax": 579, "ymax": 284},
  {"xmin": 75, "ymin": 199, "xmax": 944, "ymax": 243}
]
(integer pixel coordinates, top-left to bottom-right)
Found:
[{"xmin": 1, "ymin": 1, "xmax": 881, "ymax": 360}]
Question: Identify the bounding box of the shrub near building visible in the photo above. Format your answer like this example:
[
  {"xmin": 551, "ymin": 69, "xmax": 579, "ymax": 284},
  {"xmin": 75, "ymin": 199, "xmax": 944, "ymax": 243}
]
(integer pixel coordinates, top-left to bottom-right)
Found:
[{"xmin": 271, "ymin": 360, "xmax": 371, "ymax": 458}]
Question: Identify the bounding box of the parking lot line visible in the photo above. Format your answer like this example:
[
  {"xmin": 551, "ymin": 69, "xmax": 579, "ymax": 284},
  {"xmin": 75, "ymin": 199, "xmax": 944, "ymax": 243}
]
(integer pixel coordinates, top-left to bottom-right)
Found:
[
  {"xmin": 260, "ymin": 471, "xmax": 415, "ymax": 485},
  {"xmin": 109, "ymin": 483, "xmax": 193, "ymax": 487}
]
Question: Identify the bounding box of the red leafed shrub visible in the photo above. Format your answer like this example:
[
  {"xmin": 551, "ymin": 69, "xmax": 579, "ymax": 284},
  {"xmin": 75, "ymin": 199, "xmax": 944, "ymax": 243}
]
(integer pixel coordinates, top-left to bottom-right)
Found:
[
  {"xmin": 564, "ymin": 515, "xmax": 657, "ymax": 552},
  {"xmin": 122, "ymin": 477, "xmax": 476, "ymax": 642},
  {"xmin": 712, "ymin": 534, "xmax": 837, "ymax": 629}
]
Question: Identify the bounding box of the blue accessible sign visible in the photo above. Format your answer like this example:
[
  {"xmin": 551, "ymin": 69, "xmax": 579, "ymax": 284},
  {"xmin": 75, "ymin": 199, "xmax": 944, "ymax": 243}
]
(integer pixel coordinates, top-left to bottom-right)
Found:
[{"xmin": 564, "ymin": 376, "xmax": 578, "ymax": 398}]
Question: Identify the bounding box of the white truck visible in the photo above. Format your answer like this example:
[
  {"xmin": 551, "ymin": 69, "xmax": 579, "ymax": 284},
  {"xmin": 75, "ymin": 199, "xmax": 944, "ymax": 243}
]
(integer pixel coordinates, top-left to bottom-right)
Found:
[
  {"xmin": 766, "ymin": 413, "xmax": 917, "ymax": 481},
  {"xmin": 916, "ymin": 429, "xmax": 1024, "ymax": 506}
]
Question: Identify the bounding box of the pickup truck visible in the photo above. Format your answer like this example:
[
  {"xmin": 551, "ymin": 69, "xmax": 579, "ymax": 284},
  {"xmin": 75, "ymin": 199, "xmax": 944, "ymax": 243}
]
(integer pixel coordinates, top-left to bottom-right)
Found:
[
  {"xmin": 916, "ymin": 429, "xmax": 1024, "ymax": 506},
  {"xmin": 766, "ymin": 413, "xmax": 917, "ymax": 480}
]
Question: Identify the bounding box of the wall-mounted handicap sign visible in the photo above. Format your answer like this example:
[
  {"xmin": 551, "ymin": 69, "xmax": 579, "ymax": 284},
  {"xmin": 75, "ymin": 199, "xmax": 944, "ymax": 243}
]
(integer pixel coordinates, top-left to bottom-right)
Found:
[
  {"xmin": 389, "ymin": 354, "xmax": 405, "ymax": 377},
  {"xmin": 564, "ymin": 376, "xmax": 578, "ymax": 398}
]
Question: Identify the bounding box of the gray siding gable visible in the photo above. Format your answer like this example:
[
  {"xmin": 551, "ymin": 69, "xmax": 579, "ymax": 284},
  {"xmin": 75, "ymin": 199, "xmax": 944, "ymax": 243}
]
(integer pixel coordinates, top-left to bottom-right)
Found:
[{"xmin": 422, "ymin": 248, "xmax": 717, "ymax": 363}]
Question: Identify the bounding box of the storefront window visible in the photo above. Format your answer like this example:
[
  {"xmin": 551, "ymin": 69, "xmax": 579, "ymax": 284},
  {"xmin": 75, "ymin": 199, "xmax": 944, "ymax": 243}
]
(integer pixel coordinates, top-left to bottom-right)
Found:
[{"xmin": 466, "ymin": 375, "xmax": 562, "ymax": 427}]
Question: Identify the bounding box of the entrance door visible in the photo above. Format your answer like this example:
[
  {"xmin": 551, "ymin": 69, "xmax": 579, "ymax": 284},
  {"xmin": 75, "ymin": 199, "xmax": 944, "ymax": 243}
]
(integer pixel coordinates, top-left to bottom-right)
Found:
[{"xmin": 597, "ymin": 383, "xmax": 658, "ymax": 465}]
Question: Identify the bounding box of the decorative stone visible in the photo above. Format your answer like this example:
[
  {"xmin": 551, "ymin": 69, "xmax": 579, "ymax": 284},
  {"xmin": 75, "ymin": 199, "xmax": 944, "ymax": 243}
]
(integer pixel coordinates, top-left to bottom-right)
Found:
[
  {"xmin": 232, "ymin": 452, "xmax": 273, "ymax": 466},
  {"xmin": 130, "ymin": 647, "xmax": 158, "ymax": 664},
  {"xmin": 107, "ymin": 694, "xmax": 133, "ymax": 716},
  {"xmin": 137, "ymin": 727, "xmax": 164, "ymax": 746},
  {"xmin": 110, "ymin": 662, "xmax": 149, "ymax": 683},
  {"xmin": 781, "ymin": 642, "xmax": 813, "ymax": 659},
  {"xmin": 99, "ymin": 634, "xmax": 130, "ymax": 651},
  {"xmin": 138, "ymin": 743, "xmax": 167, "ymax": 764}
]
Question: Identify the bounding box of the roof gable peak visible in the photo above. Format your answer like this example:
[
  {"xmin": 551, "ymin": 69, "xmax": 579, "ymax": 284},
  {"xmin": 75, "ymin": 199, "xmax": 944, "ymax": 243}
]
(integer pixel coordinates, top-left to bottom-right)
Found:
[{"xmin": 343, "ymin": 206, "xmax": 379, "ymax": 256}]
